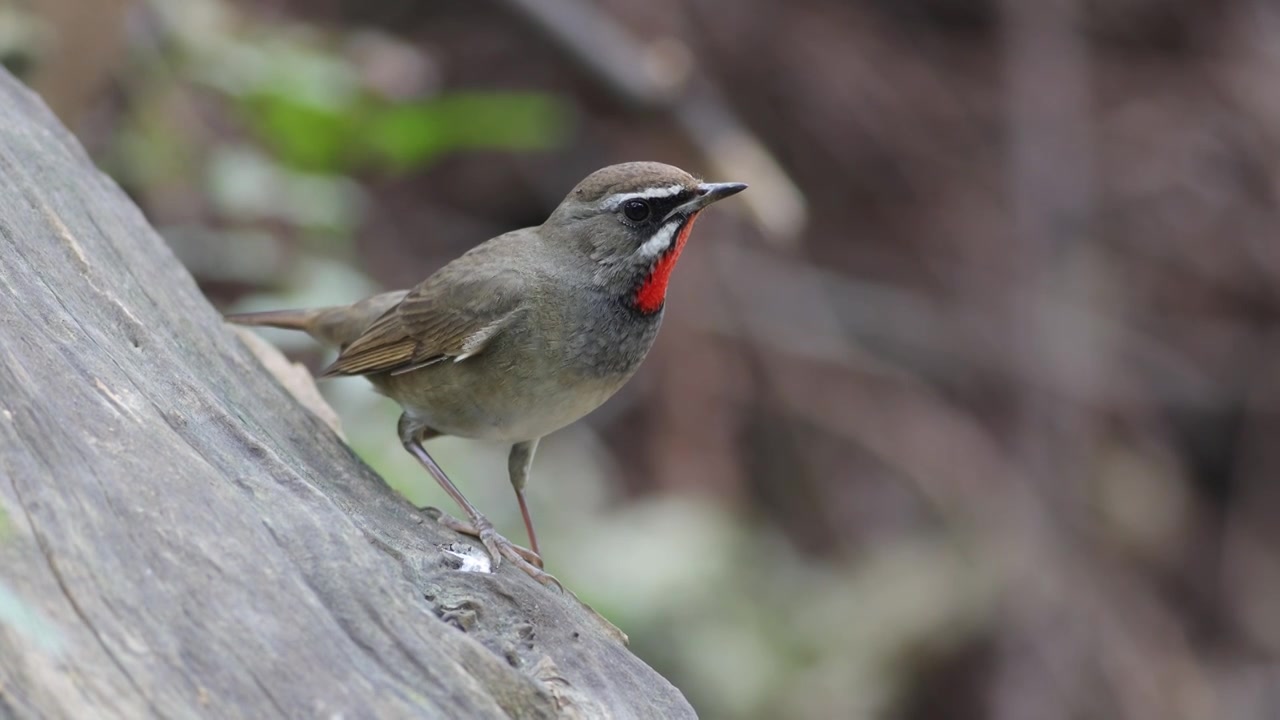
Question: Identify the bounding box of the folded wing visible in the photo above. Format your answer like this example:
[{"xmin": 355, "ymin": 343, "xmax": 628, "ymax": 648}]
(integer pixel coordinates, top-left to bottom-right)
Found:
[{"xmin": 320, "ymin": 258, "xmax": 525, "ymax": 378}]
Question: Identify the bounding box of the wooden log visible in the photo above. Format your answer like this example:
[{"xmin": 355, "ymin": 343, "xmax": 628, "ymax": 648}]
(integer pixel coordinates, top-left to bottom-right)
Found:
[{"xmin": 0, "ymin": 68, "xmax": 694, "ymax": 720}]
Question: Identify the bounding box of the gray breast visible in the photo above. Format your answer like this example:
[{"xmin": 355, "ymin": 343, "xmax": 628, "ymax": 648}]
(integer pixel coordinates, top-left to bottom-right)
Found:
[{"xmin": 564, "ymin": 297, "xmax": 663, "ymax": 379}]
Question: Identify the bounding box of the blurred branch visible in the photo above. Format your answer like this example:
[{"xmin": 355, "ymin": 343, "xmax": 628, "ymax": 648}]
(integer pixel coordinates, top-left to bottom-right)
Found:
[
  {"xmin": 28, "ymin": 0, "xmax": 136, "ymax": 125},
  {"xmin": 496, "ymin": 0, "xmax": 807, "ymax": 244},
  {"xmin": 1002, "ymin": 0, "xmax": 1099, "ymax": 493}
]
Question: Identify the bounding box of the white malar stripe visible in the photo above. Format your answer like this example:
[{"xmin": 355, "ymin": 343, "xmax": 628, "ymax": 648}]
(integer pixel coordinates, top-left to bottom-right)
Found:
[
  {"xmin": 604, "ymin": 184, "xmax": 687, "ymax": 210},
  {"xmin": 637, "ymin": 221, "xmax": 679, "ymax": 258}
]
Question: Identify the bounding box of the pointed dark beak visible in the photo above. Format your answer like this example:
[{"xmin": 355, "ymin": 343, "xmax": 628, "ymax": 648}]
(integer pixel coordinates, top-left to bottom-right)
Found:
[{"xmin": 664, "ymin": 182, "xmax": 748, "ymax": 222}]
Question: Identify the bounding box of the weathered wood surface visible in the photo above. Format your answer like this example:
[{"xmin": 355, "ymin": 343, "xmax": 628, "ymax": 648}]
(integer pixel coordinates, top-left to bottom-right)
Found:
[{"xmin": 0, "ymin": 69, "xmax": 694, "ymax": 719}]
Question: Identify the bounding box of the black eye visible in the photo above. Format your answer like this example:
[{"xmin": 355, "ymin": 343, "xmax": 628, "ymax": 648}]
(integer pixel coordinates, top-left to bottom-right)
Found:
[{"xmin": 623, "ymin": 199, "xmax": 651, "ymax": 222}]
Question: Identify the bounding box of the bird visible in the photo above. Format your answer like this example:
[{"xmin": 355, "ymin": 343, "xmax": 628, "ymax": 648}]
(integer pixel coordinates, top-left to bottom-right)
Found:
[{"xmin": 226, "ymin": 162, "xmax": 747, "ymax": 586}]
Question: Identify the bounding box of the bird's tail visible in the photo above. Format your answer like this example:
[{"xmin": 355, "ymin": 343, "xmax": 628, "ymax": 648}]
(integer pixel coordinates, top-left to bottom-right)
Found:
[
  {"xmin": 225, "ymin": 290, "xmax": 409, "ymax": 348},
  {"xmin": 224, "ymin": 309, "xmax": 319, "ymax": 332}
]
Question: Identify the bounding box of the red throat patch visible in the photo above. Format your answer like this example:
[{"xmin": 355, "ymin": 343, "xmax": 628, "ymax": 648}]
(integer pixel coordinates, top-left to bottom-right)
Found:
[{"xmin": 634, "ymin": 211, "xmax": 701, "ymax": 314}]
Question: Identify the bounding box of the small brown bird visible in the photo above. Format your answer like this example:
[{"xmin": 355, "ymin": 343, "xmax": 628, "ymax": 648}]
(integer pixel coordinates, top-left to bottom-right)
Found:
[{"xmin": 227, "ymin": 162, "xmax": 746, "ymax": 585}]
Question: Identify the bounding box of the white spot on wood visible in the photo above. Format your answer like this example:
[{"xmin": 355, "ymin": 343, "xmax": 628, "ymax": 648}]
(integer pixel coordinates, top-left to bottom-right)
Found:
[{"xmin": 441, "ymin": 543, "xmax": 493, "ymax": 573}]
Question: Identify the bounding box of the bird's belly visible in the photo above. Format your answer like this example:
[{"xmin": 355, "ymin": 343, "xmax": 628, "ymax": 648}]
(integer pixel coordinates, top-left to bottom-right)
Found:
[{"xmin": 373, "ymin": 363, "xmax": 628, "ymax": 443}]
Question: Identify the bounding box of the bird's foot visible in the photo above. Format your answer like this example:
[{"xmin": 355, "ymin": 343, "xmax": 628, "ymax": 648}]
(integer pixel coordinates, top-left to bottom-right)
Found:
[
  {"xmin": 478, "ymin": 523, "xmax": 564, "ymax": 591},
  {"xmin": 427, "ymin": 508, "xmax": 561, "ymax": 590}
]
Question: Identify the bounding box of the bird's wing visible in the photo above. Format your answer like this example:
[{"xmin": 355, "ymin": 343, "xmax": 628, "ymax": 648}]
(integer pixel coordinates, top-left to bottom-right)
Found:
[{"xmin": 319, "ymin": 249, "xmax": 527, "ymax": 378}]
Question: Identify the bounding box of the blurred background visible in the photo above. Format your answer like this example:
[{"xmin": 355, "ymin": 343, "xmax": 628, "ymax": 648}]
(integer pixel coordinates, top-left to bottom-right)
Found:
[{"xmin": 6, "ymin": 0, "xmax": 1280, "ymax": 717}]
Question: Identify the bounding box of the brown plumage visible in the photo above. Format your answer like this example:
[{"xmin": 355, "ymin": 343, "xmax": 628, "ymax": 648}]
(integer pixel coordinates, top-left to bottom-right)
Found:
[
  {"xmin": 322, "ymin": 249, "xmax": 526, "ymax": 377},
  {"xmin": 226, "ymin": 162, "xmax": 746, "ymax": 587}
]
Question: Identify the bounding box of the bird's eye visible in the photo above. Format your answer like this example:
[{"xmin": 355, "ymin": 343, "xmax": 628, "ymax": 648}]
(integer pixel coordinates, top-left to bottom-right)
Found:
[{"xmin": 623, "ymin": 199, "xmax": 651, "ymax": 222}]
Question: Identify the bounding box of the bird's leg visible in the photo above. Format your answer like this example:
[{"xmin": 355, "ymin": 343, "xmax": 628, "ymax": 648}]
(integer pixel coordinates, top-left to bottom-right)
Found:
[
  {"xmin": 508, "ymin": 439, "xmax": 541, "ymax": 559},
  {"xmin": 398, "ymin": 415, "xmax": 558, "ymax": 588}
]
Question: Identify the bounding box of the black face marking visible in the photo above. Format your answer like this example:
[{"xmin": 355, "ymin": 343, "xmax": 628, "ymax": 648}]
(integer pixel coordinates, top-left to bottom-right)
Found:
[
  {"xmin": 646, "ymin": 190, "xmax": 693, "ymax": 223},
  {"xmin": 615, "ymin": 189, "xmax": 693, "ymax": 231}
]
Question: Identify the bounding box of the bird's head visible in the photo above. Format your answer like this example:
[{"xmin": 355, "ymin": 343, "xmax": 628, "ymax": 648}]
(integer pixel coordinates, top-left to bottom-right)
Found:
[{"xmin": 545, "ymin": 162, "xmax": 747, "ymax": 314}]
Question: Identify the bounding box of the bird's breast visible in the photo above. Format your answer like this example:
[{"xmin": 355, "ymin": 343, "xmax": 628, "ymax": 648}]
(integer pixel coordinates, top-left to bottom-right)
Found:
[
  {"xmin": 561, "ymin": 298, "xmax": 663, "ymax": 379},
  {"xmin": 370, "ymin": 301, "xmax": 660, "ymax": 442}
]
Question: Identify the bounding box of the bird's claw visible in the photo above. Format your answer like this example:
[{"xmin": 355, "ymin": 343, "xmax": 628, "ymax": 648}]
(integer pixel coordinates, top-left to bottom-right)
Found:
[
  {"xmin": 481, "ymin": 526, "xmax": 562, "ymax": 590},
  {"xmin": 427, "ymin": 507, "xmax": 560, "ymax": 590}
]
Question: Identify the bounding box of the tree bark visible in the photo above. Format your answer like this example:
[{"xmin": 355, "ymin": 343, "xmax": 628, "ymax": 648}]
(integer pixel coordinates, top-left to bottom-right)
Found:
[{"xmin": 0, "ymin": 69, "xmax": 694, "ymax": 720}]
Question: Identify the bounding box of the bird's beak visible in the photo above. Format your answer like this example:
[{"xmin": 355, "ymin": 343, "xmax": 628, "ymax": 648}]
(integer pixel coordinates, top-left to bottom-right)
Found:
[{"xmin": 664, "ymin": 182, "xmax": 748, "ymax": 222}]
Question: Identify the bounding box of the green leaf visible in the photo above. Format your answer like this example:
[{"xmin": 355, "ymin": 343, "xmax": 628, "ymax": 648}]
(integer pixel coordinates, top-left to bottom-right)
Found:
[
  {"xmin": 361, "ymin": 92, "xmax": 570, "ymax": 171},
  {"xmin": 241, "ymin": 92, "xmax": 358, "ymax": 173},
  {"xmin": 242, "ymin": 91, "xmax": 570, "ymax": 174}
]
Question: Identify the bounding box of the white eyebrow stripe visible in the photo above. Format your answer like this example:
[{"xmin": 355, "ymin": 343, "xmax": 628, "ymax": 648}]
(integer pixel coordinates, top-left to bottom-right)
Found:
[
  {"xmin": 636, "ymin": 220, "xmax": 680, "ymax": 258},
  {"xmin": 603, "ymin": 184, "xmax": 688, "ymax": 210}
]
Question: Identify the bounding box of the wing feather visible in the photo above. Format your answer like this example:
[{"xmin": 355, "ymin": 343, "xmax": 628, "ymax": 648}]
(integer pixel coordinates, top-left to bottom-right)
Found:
[{"xmin": 318, "ymin": 241, "xmax": 528, "ymax": 378}]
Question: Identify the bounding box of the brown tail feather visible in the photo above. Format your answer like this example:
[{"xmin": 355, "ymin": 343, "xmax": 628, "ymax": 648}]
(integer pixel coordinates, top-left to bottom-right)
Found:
[
  {"xmin": 224, "ymin": 309, "xmax": 318, "ymax": 331},
  {"xmin": 227, "ymin": 291, "xmax": 408, "ymax": 348}
]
